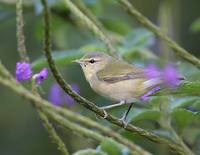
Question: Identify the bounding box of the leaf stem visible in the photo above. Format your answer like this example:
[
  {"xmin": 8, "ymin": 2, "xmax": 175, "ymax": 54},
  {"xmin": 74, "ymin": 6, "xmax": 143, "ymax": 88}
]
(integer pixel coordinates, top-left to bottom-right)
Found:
[{"xmin": 169, "ymin": 126, "xmax": 194, "ymax": 155}]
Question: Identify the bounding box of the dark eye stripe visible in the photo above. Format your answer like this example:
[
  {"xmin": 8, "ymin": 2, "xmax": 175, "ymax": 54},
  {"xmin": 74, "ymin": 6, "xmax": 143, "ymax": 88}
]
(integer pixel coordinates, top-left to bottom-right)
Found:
[{"xmin": 89, "ymin": 59, "xmax": 95, "ymax": 63}]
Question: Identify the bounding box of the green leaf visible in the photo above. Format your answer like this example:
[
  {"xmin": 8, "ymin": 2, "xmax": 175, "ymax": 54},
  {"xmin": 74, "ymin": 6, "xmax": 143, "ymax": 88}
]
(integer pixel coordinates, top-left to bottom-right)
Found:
[
  {"xmin": 172, "ymin": 109, "xmax": 200, "ymax": 133},
  {"xmin": 191, "ymin": 18, "xmax": 200, "ymax": 33},
  {"xmin": 99, "ymin": 138, "xmax": 129, "ymax": 155},
  {"xmin": 120, "ymin": 28, "xmax": 157, "ymax": 61},
  {"xmin": 31, "ymin": 50, "xmax": 84, "ymax": 69},
  {"xmin": 128, "ymin": 108, "xmax": 161, "ymax": 123},
  {"xmin": 73, "ymin": 149, "xmax": 105, "ymax": 155},
  {"xmin": 122, "ymin": 48, "xmax": 158, "ymax": 62},
  {"xmin": 122, "ymin": 28, "xmax": 155, "ymax": 50},
  {"xmin": 183, "ymin": 127, "xmax": 200, "ymax": 148},
  {"xmin": 170, "ymin": 97, "xmax": 200, "ymax": 110},
  {"xmin": 152, "ymin": 81, "xmax": 200, "ymax": 96},
  {"xmin": 0, "ymin": 0, "xmax": 32, "ymax": 5},
  {"xmin": 101, "ymin": 18, "xmax": 131, "ymax": 34},
  {"xmin": 79, "ymin": 44, "xmax": 106, "ymax": 53}
]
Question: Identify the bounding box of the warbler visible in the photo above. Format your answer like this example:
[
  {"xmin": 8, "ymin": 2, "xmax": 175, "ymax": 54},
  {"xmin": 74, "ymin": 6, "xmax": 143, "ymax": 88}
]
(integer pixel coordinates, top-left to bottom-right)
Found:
[{"xmin": 74, "ymin": 52, "xmax": 181, "ymax": 126}]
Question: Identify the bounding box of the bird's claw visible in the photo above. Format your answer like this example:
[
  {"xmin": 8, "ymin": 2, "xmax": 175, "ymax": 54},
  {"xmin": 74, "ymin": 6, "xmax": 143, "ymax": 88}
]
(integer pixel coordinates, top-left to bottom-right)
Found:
[
  {"xmin": 119, "ymin": 117, "xmax": 128, "ymax": 128},
  {"xmin": 99, "ymin": 107, "xmax": 108, "ymax": 119}
]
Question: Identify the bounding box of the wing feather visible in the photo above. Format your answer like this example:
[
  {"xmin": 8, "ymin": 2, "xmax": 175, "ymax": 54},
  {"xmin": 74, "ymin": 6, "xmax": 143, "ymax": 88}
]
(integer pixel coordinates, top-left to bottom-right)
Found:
[{"xmin": 97, "ymin": 59, "xmax": 146, "ymax": 83}]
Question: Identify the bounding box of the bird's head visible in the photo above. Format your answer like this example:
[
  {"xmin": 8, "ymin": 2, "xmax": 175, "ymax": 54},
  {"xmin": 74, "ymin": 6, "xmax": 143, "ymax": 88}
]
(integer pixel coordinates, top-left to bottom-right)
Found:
[{"xmin": 73, "ymin": 52, "xmax": 112, "ymax": 79}]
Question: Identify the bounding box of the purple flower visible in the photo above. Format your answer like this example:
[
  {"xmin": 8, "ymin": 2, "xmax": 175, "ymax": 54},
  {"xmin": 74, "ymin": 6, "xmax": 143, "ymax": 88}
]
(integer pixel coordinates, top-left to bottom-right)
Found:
[
  {"xmin": 48, "ymin": 83, "xmax": 80, "ymax": 106},
  {"xmin": 48, "ymin": 84, "xmax": 63, "ymax": 106},
  {"xmin": 145, "ymin": 64, "xmax": 161, "ymax": 79},
  {"xmin": 140, "ymin": 86, "xmax": 161, "ymax": 101},
  {"xmin": 141, "ymin": 63, "xmax": 183, "ymax": 101},
  {"xmin": 144, "ymin": 63, "xmax": 182, "ymax": 88},
  {"xmin": 33, "ymin": 68, "xmax": 48, "ymax": 85},
  {"xmin": 15, "ymin": 61, "xmax": 32, "ymax": 81},
  {"xmin": 163, "ymin": 64, "xmax": 179, "ymax": 88}
]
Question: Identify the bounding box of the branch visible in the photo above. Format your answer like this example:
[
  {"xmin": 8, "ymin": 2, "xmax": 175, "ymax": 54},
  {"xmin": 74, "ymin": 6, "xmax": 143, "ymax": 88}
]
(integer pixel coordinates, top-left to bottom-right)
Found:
[
  {"xmin": 16, "ymin": 1, "xmax": 68, "ymax": 153},
  {"xmin": 118, "ymin": 0, "xmax": 200, "ymax": 69},
  {"xmin": 40, "ymin": 0, "xmax": 186, "ymax": 154},
  {"xmin": 0, "ymin": 67, "xmax": 149, "ymax": 155},
  {"xmin": 0, "ymin": 75, "xmax": 106, "ymax": 147},
  {"xmin": 73, "ymin": 0, "xmax": 104, "ymax": 31},
  {"xmin": 38, "ymin": 110, "xmax": 70, "ymax": 155},
  {"xmin": 31, "ymin": 80, "xmax": 69, "ymax": 155},
  {"xmin": 46, "ymin": 111, "xmax": 143, "ymax": 155},
  {"xmin": 0, "ymin": 73, "xmax": 71, "ymax": 155},
  {"xmin": 44, "ymin": 108, "xmax": 151, "ymax": 155},
  {"xmin": 16, "ymin": 0, "xmax": 29, "ymax": 62},
  {"xmin": 0, "ymin": 60, "xmax": 151, "ymax": 154},
  {"xmin": 47, "ymin": 111, "xmax": 105, "ymax": 142},
  {"xmin": 63, "ymin": 0, "xmax": 119, "ymax": 58}
]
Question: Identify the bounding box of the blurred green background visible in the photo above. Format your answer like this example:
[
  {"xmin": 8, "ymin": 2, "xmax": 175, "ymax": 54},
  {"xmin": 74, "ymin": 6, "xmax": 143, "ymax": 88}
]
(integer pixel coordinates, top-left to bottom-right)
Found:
[{"xmin": 0, "ymin": 0, "xmax": 200, "ymax": 154}]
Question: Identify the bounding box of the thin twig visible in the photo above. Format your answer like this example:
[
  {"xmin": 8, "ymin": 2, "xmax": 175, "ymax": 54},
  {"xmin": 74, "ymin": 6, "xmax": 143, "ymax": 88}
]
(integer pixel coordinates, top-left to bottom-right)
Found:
[
  {"xmin": 47, "ymin": 111, "xmax": 105, "ymax": 142},
  {"xmin": 32, "ymin": 79, "xmax": 69, "ymax": 155},
  {"xmin": 169, "ymin": 126, "xmax": 194, "ymax": 155},
  {"xmin": 16, "ymin": 0, "xmax": 29, "ymax": 62},
  {"xmin": 118, "ymin": 0, "xmax": 200, "ymax": 69},
  {"xmin": 38, "ymin": 110, "xmax": 70, "ymax": 155},
  {"xmin": 40, "ymin": 0, "xmax": 186, "ymax": 154}
]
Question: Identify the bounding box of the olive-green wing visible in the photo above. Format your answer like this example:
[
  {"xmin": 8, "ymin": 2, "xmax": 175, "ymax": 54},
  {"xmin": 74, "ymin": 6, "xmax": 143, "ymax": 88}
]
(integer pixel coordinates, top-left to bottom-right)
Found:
[{"xmin": 97, "ymin": 59, "xmax": 146, "ymax": 83}]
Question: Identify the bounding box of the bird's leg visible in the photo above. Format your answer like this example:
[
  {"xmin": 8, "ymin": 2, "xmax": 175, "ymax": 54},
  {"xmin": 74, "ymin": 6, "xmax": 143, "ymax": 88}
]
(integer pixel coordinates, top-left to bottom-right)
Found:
[
  {"xmin": 99, "ymin": 101, "xmax": 125, "ymax": 119},
  {"xmin": 119, "ymin": 102, "xmax": 134, "ymax": 128},
  {"xmin": 100, "ymin": 100, "xmax": 125, "ymax": 110}
]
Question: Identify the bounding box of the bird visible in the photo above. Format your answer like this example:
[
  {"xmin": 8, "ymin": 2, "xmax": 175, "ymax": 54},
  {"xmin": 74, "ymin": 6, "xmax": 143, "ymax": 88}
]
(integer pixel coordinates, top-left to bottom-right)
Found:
[{"xmin": 74, "ymin": 52, "xmax": 182, "ymax": 126}]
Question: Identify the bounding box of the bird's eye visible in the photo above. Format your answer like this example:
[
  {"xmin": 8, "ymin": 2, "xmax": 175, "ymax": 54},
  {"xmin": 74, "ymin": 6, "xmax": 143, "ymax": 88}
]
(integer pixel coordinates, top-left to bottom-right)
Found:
[{"xmin": 89, "ymin": 59, "xmax": 95, "ymax": 64}]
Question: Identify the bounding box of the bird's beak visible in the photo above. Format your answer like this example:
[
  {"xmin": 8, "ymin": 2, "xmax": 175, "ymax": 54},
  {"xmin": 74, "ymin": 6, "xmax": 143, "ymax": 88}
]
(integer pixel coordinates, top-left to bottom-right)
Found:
[{"xmin": 72, "ymin": 59, "xmax": 83, "ymax": 65}]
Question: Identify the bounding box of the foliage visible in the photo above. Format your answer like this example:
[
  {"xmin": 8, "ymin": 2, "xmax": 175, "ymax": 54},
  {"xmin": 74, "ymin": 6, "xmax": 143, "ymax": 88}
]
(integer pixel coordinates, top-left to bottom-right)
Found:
[
  {"xmin": 191, "ymin": 18, "xmax": 200, "ymax": 33},
  {"xmin": 0, "ymin": 0, "xmax": 200, "ymax": 155}
]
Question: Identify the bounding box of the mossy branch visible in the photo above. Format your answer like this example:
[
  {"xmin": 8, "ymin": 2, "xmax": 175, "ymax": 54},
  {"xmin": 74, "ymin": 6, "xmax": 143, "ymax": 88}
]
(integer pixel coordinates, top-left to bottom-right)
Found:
[
  {"xmin": 118, "ymin": 0, "xmax": 200, "ymax": 69},
  {"xmin": 40, "ymin": 0, "xmax": 186, "ymax": 154},
  {"xmin": 0, "ymin": 64, "xmax": 150, "ymax": 155}
]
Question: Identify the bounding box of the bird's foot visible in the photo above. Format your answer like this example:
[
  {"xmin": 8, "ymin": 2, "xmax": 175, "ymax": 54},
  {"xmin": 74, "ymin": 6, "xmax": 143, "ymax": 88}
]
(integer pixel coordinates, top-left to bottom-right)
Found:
[
  {"xmin": 99, "ymin": 107, "xmax": 108, "ymax": 119},
  {"xmin": 119, "ymin": 116, "xmax": 128, "ymax": 128}
]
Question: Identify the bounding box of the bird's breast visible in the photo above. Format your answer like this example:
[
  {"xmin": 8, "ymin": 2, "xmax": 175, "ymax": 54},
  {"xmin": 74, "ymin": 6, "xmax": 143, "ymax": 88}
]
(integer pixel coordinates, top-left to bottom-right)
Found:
[{"xmin": 88, "ymin": 75, "xmax": 147, "ymax": 102}]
